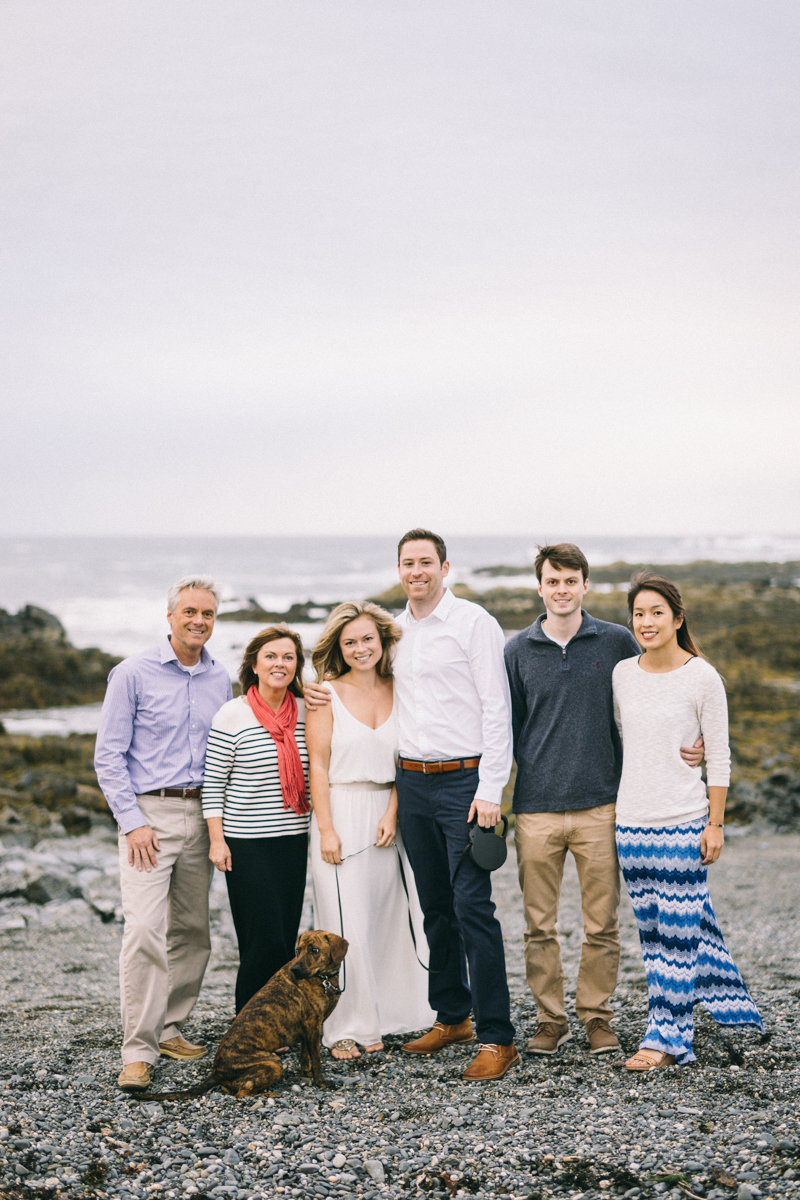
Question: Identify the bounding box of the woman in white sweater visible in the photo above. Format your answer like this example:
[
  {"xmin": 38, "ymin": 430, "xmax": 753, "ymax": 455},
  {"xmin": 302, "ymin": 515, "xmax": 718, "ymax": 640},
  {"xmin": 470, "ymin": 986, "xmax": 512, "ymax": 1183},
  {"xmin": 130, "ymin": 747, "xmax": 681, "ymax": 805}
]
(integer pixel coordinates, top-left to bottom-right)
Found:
[{"xmin": 612, "ymin": 574, "xmax": 762, "ymax": 1071}]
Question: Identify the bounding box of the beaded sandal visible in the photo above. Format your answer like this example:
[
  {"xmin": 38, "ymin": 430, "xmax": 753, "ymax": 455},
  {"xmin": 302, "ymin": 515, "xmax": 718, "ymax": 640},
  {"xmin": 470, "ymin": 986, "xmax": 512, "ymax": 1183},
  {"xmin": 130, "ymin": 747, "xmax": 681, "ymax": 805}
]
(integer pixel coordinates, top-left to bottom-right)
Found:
[
  {"xmin": 625, "ymin": 1049, "xmax": 676, "ymax": 1072},
  {"xmin": 331, "ymin": 1039, "xmax": 360, "ymax": 1060}
]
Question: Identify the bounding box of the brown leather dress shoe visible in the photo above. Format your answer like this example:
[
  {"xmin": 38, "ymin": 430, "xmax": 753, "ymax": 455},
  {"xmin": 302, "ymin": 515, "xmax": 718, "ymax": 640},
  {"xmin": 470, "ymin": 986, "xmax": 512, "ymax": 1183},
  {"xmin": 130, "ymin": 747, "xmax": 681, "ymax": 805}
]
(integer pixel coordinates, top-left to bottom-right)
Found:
[
  {"xmin": 118, "ymin": 1062, "xmax": 154, "ymax": 1092},
  {"xmin": 462, "ymin": 1043, "xmax": 520, "ymax": 1081},
  {"xmin": 402, "ymin": 1019, "xmax": 474, "ymax": 1055},
  {"xmin": 158, "ymin": 1035, "xmax": 207, "ymax": 1061}
]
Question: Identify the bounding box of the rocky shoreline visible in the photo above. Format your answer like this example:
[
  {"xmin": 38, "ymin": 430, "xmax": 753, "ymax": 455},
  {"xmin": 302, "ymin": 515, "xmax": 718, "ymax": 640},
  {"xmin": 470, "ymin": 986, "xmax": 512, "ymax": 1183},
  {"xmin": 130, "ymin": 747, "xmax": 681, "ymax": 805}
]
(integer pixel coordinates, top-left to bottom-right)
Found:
[{"xmin": 1, "ymin": 827, "xmax": 799, "ymax": 1200}]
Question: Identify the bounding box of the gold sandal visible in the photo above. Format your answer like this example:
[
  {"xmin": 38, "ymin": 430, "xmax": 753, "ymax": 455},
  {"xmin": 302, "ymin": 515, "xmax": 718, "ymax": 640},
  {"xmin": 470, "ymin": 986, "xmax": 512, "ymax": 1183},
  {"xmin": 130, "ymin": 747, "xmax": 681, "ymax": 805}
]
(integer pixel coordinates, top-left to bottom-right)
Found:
[
  {"xmin": 625, "ymin": 1049, "xmax": 676, "ymax": 1072},
  {"xmin": 331, "ymin": 1039, "xmax": 360, "ymax": 1060}
]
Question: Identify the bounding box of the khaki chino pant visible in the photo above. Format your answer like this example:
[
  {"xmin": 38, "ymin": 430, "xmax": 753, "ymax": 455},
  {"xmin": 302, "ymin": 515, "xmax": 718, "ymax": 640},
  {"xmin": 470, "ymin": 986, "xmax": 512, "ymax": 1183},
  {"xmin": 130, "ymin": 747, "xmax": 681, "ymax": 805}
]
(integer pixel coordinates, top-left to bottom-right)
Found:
[
  {"xmin": 118, "ymin": 795, "xmax": 213, "ymax": 1065},
  {"xmin": 515, "ymin": 803, "xmax": 620, "ymax": 1025}
]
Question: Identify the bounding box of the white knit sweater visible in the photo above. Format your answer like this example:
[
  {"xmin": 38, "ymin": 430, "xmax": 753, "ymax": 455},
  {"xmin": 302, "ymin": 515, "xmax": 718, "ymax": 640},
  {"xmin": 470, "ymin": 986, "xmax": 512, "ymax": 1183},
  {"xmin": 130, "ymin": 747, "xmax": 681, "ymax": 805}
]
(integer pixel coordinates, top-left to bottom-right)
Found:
[{"xmin": 612, "ymin": 655, "xmax": 731, "ymax": 828}]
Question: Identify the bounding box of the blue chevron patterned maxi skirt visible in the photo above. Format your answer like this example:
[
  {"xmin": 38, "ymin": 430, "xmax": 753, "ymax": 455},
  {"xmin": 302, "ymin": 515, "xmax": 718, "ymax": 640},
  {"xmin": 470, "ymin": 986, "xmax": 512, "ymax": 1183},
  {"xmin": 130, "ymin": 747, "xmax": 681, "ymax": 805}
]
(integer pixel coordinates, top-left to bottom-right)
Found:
[{"xmin": 616, "ymin": 819, "xmax": 763, "ymax": 1064}]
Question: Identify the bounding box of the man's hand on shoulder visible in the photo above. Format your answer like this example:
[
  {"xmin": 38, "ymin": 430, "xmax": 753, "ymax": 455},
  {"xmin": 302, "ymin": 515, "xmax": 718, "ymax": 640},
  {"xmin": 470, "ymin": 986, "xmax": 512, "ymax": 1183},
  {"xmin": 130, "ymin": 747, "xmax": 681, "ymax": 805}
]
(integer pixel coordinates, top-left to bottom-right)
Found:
[
  {"xmin": 304, "ymin": 681, "xmax": 331, "ymax": 710},
  {"xmin": 680, "ymin": 736, "xmax": 705, "ymax": 769},
  {"xmin": 126, "ymin": 825, "xmax": 160, "ymax": 871},
  {"xmin": 468, "ymin": 799, "xmax": 502, "ymax": 828}
]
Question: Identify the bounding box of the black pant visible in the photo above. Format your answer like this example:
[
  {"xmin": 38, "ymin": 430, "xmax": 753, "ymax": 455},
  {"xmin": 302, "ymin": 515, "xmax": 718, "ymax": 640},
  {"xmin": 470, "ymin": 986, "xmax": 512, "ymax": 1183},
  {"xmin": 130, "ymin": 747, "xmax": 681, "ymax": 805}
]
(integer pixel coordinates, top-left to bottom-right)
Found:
[
  {"xmin": 396, "ymin": 765, "xmax": 514, "ymax": 1045},
  {"xmin": 225, "ymin": 833, "xmax": 308, "ymax": 1013}
]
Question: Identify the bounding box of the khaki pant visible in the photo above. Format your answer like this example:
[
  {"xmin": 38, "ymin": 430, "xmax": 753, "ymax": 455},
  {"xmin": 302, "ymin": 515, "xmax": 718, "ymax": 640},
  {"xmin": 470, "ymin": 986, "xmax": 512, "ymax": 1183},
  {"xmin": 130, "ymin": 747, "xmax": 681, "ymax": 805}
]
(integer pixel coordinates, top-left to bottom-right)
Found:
[
  {"xmin": 118, "ymin": 795, "xmax": 213, "ymax": 1065},
  {"xmin": 515, "ymin": 803, "xmax": 620, "ymax": 1025}
]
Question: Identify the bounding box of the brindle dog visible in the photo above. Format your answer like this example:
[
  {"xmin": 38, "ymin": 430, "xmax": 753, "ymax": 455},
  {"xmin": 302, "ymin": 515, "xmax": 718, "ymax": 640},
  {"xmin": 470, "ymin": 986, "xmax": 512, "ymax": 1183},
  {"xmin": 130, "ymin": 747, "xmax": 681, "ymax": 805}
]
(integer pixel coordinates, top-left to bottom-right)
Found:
[{"xmin": 143, "ymin": 930, "xmax": 348, "ymax": 1099}]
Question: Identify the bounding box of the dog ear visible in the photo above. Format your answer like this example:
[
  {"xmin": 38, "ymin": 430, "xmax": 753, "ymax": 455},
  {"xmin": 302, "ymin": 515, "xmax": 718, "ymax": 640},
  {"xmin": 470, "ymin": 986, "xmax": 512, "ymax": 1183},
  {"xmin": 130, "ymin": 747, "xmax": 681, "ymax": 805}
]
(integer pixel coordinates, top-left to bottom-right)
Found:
[{"xmin": 331, "ymin": 935, "xmax": 349, "ymax": 964}]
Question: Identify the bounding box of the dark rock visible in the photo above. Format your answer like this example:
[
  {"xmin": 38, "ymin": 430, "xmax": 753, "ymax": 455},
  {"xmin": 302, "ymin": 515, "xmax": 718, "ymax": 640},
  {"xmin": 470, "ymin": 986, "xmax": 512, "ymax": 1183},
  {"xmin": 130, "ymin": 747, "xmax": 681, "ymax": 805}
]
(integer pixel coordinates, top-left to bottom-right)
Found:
[
  {"xmin": 23, "ymin": 870, "xmax": 80, "ymax": 905},
  {"xmin": 752, "ymin": 772, "xmax": 800, "ymax": 830},
  {"xmin": 17, "ymin": 771, "xmax": 78, "ymax": 807},
  {"xmin": 0, "ymin": 606, "xmax": 66, "ymax": 641},
  {"xmin": 60, "ymin": 805, "xmax": 92, "ymax": 836}
]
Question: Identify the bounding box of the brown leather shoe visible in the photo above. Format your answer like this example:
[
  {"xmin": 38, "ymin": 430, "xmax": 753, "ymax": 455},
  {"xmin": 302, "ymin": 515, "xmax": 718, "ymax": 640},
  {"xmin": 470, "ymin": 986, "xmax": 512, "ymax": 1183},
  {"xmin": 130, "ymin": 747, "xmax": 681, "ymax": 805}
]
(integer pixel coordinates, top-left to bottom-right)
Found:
[
  {"xmin": 462, "ymin": 1043, "xmax": 520, "ymax": 1081},
  {"xmin": 158, "ymin": 1035, "xmax": 207, "ymax": 1061},
  {"xmin": 586, "ymin": 1017, "xmax": 620, "ymax": 1055},
  {"xmin": 118, "ymin": 1062, "xmax": 154, "ymax": 1092},
  {"xmin": 402, "ymin": 1019, "xmax": 474, "ymax": 1055},
  {"xmin": 526, "ymin": 1020, "xmax": 571, "ymax": 1055}
]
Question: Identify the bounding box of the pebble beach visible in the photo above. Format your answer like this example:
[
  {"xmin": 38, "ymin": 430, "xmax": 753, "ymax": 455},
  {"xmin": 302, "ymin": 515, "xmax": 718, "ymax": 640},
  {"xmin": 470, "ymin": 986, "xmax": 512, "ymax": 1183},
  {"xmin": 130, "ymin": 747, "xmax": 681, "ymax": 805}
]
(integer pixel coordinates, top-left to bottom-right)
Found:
[{"xmin": 1, "ymin": 827, "xmax": 798, "ymax": 1200}]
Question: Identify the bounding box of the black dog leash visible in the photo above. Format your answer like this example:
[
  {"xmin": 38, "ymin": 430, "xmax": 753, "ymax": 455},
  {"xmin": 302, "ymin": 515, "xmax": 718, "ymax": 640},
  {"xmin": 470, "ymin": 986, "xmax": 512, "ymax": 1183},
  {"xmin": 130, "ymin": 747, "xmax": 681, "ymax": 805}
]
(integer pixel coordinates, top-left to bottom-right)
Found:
[
  {"xmin": 333, "ymin": 842, "xmax": 439, "ymax": 987},
  {"xmin": 332, "ymin": 842, "xmax": 374, "ymax": 994},
  {"xmin": 332, "ymin": 818, "xmax": 509, "ymax": 989}
]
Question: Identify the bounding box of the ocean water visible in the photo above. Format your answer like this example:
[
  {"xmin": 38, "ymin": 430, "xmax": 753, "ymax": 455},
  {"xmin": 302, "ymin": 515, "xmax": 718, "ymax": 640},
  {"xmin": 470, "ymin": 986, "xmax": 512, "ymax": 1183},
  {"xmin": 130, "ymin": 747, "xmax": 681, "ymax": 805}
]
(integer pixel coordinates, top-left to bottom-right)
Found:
[
  {"xmin": 3, "ymin": 532, "xmax": 800, "ymax": 658},
  {"xmin": 1, "ymin": 532, "xmax": 798, "ymax": 735}
]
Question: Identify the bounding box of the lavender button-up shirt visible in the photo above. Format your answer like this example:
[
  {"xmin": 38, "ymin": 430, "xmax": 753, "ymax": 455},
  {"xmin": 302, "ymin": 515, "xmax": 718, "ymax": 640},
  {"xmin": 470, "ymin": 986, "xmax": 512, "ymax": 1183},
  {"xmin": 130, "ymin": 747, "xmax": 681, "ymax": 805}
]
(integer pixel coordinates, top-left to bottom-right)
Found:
[{"xmin": 94, "ymin": 636, "xmax": 232, "ymax": 834}]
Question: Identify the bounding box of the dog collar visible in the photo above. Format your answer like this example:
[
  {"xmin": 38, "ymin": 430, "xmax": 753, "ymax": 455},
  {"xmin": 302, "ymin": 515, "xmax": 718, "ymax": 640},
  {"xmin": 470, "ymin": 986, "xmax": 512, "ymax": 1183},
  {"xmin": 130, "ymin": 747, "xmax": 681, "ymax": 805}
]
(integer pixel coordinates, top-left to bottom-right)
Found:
[{"xmin": 318, "ymin": 973, "xmax": 342, "ymax": 996}]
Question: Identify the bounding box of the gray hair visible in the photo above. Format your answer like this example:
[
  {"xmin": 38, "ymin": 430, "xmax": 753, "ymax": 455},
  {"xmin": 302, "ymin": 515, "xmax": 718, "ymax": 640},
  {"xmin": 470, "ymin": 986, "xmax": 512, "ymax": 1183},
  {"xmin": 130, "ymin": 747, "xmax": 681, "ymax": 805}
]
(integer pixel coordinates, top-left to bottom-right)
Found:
[{"xmin": 167, "ymin": 575, "xmax": 221, "ymax": 613}]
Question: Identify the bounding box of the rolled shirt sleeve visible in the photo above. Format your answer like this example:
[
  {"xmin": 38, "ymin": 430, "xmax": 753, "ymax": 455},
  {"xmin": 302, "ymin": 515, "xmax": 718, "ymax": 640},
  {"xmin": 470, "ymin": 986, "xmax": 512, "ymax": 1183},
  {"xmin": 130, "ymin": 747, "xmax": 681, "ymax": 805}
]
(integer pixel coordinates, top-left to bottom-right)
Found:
[{"xmin": 469, "ymin": 615, "xmax": 513, "ymax": 806}]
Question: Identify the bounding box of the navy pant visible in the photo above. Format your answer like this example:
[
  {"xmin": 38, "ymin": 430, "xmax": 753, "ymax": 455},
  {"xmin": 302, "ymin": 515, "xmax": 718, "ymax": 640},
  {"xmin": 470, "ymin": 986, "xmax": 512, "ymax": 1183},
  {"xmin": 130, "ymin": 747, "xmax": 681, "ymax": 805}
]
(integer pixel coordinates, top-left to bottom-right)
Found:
[{"xmin": 395, "ymin": 765, "xmax": 514, "ymax": 1045}]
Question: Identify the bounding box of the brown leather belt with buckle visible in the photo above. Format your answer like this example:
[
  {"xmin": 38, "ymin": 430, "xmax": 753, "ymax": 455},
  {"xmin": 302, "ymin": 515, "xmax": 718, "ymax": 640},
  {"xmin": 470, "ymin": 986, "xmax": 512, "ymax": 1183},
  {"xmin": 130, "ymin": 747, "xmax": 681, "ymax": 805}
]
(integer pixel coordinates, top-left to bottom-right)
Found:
[
  {"xmin": 398, "ymin": 758, "xmax": 481, "ymax": 774},
  {"xmin": 144, "ymin": 787, "xmax": 202, "ymax": 798}
]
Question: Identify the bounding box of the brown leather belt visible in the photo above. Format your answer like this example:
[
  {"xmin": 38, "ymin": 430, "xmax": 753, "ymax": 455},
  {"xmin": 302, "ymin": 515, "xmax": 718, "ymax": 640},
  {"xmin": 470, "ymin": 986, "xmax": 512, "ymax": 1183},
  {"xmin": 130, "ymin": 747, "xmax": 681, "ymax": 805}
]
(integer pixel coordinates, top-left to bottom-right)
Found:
[
  {"xmin": 144, "ymin": 787, "xmax": 202, "ymax": 799},
  {"xmin": 399, "ymin": 758, "xmax": 480, "ymax": 774}
]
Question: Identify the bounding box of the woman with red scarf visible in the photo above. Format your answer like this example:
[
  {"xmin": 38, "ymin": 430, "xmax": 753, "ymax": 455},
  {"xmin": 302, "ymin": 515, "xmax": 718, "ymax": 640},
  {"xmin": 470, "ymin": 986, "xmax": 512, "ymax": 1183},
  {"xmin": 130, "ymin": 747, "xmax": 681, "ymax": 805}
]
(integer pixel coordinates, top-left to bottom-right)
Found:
[{"xmin": 202, "ymin": 626, "xmax": 310, "ymax": 1012}]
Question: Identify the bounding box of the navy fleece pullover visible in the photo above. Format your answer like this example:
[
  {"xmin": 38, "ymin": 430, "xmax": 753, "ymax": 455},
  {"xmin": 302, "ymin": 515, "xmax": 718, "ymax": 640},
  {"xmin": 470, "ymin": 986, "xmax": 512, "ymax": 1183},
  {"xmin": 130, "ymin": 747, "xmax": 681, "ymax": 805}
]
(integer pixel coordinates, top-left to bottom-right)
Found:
[{"xmin": 504, "ymin": 611, "xmax": 639, "ymax": 813}]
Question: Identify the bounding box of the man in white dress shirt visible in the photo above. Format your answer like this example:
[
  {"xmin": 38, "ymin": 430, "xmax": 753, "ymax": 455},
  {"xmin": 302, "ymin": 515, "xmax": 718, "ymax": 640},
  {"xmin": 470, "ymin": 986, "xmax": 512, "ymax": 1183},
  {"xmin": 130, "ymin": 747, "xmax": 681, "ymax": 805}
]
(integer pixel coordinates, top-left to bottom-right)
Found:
[{"xmin": 307, "ymin": 529, "xmax": 518, "ymax": 1080}]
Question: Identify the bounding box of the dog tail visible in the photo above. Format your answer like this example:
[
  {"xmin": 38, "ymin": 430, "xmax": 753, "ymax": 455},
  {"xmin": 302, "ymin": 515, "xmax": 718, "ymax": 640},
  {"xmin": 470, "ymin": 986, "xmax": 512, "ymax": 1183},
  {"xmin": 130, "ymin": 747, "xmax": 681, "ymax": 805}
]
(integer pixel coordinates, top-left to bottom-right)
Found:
[{"xmin": 136, "ymin": 1072, "xmax": 221, "ymax": 1101}]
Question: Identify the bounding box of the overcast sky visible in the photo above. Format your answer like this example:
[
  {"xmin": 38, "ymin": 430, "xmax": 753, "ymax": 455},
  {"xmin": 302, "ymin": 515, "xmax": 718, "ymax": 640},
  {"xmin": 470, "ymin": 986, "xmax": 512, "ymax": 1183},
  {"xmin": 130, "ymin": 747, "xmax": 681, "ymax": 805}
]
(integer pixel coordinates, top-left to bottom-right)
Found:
[{"xmin": 1, "ymin": 2, "xmax": 798, "ymax": 537}]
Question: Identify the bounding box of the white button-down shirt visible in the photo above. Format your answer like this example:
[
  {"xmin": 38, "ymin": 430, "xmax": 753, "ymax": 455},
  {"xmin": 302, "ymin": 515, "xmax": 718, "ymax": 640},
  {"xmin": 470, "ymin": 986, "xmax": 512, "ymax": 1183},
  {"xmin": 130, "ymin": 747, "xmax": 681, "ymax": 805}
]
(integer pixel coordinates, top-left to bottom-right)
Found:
[{"xmin": 393, "ymin": 587, "xmax": 513, "ymax": 806}]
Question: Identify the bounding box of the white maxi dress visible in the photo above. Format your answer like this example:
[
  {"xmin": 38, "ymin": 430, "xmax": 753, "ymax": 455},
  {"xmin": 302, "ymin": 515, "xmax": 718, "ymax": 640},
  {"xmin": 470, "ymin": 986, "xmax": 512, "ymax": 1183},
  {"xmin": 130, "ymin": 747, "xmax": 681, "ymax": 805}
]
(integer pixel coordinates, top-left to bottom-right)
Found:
[{"xmin": 310, "ymin": 683, "xmax": 435, "ymax": 1049}]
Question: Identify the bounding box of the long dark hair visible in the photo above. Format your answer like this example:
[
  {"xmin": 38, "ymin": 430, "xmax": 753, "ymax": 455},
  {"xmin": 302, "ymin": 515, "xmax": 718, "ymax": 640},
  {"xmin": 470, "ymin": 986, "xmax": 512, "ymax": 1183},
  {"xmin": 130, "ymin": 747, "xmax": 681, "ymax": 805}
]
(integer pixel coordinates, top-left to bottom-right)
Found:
[{"xmin": 626, "ymin": 573, "xmax": 704, "ymax": 658}]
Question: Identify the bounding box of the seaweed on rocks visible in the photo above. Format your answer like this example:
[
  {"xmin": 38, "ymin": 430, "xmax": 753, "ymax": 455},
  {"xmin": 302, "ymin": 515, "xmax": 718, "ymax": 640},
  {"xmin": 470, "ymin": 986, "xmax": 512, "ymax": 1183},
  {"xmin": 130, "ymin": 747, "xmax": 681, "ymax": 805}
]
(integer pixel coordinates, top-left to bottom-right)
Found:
[{"xmin": 0, "ymin": 606, "xmax": 120, "ymax": 712}]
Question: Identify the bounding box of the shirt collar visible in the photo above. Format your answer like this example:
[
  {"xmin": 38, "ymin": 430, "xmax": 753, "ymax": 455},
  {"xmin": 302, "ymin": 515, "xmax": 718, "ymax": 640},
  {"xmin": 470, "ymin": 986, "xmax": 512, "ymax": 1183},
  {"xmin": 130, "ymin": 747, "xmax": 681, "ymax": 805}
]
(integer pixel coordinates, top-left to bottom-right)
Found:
[
  {"xmin": 160, "ymin": 635, "xmax": 215, "ymax": 669},
  {"xmin": 404, "ymin": 585, "xmax": 456, "ymax": 624},
  {"xmin": 527, "ymin": 610, "xmax": 598, "ymax": 642}
]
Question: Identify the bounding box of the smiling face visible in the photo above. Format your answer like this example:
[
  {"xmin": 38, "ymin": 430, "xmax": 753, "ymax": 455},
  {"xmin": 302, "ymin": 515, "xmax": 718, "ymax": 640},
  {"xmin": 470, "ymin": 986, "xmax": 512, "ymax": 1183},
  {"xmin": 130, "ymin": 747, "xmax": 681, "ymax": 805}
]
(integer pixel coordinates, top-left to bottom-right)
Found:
[
  {"xmin": 537, "ymin": 560, "xmax": 588, "ymax": 619},
  {"xmin": 253, "ymin": 637, "xmax": 298, "ymax": 693},
  {"xmin": 398, "ymin": 539, "xmax": 449, "ymax": 605},
  {"xmin": 339, "ymin": 615, "xmax": 382, "ymax": 675},
  {"xmin": 166, "ymin": 588, "xmax": 217, "ymax": 660},
  {"xmin": 631, "ymin": 589, "xmax": 683, "ymax": 652}
]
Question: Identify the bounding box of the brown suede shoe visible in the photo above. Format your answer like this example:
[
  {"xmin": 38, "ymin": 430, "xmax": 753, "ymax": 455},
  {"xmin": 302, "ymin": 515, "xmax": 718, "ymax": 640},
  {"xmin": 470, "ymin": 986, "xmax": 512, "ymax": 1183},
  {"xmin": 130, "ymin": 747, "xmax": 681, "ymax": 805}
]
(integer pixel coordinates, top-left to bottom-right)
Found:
[
  {"xmin": 586, "ymin": 1017, "xmax": 620, "ymax": 1055},
  {"xmin": 118, "ymin": 1062, "xmax": 154, "ymax": 1092},
  {"xmin": 462, "ymin": 1043, "xmax": 520, "ymax": 1081},
  {"xmin": 158, "ymin": 1035, "xmax": 207, "ymax": 1061},
  {"xmin": 402, "ymin": 1019, "xmax": 474, "ymax": 1055},
  {"xmin": 526, "ymin": 1021, "xmax": 572, "ymax": 1055}
]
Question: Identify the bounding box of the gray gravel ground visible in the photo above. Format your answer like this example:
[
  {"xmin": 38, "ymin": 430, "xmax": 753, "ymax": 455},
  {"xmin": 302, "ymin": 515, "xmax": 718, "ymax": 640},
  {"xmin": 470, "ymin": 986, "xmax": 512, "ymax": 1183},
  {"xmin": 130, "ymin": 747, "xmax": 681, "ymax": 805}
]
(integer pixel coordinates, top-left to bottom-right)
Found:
[{"xmin": 1, "ymin": 827, "xmax": 799, "ymax": 1200}]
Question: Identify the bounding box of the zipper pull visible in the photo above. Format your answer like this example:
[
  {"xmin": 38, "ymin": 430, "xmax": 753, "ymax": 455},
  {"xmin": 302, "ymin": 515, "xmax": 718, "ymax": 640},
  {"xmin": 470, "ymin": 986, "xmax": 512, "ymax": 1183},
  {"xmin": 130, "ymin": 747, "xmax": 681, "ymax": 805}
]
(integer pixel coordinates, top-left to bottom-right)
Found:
[{"xmin": 562, "ymin": 646, "xmax": 567, "ymax": 661}]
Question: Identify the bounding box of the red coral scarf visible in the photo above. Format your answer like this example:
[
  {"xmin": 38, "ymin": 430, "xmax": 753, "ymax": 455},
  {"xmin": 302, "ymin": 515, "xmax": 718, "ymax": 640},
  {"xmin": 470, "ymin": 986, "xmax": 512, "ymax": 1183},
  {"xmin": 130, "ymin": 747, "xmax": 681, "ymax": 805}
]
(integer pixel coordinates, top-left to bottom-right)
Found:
[{"xmin": 247, "ymin": 686, "xmax": 309, "ymax": 816}]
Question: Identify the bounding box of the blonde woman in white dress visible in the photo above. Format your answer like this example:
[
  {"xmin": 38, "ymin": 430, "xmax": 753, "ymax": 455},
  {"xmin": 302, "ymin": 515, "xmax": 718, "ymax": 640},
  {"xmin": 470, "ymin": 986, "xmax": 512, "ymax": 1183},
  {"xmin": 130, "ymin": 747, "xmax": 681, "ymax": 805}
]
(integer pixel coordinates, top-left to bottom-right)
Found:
[{"xmin": 305, "ymin": 602, "xmax": 435, "ymax": 1061}]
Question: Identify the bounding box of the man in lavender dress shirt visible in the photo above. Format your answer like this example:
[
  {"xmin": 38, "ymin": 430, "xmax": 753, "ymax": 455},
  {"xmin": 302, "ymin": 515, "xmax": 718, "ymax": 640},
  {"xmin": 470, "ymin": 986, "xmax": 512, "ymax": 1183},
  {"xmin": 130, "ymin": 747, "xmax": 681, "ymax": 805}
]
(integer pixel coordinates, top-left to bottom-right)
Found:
[{"xmin": 95, "ymin": 576, "xmax": 231, "ymax": 1092}]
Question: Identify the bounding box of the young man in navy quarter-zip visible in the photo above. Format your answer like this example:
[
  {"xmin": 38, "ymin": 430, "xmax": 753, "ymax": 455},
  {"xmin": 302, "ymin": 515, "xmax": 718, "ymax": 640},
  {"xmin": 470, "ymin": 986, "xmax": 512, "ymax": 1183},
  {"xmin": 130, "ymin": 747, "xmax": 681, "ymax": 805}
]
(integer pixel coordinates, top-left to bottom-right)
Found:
[{"xmin": 504, "ymin": 544, "xmax": 704, "ymax": 1057}]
